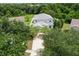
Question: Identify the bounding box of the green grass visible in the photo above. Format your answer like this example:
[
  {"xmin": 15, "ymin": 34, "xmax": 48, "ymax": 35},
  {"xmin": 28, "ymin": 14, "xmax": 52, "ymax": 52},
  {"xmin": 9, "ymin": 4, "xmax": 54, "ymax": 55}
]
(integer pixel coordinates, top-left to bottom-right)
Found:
[
  {"xmin": 24, "ymin": 14, "xmax": 34, "ymax": 25},
  {"xmin": 62, "ymin": 23, "xmax": 71, "ymax": 31}
]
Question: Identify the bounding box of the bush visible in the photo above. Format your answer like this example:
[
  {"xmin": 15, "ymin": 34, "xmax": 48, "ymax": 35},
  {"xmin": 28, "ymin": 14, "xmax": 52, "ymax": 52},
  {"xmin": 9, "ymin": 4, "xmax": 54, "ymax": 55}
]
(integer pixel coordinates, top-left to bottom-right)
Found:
[
  {"xmin": 42, "ymin": 29, "xmax": 79, "ymax": 56},
  {"xmin": 0, "ymin": 19, "xmax": 32, "ymax": 56},
  {"xmin": 54, "ymin": 18, "xmax": 63, "ymax": 29}
]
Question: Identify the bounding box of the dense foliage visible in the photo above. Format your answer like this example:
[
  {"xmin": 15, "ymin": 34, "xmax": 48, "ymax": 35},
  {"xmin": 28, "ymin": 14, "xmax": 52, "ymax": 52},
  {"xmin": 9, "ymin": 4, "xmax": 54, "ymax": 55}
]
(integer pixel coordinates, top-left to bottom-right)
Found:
[
  {"xmin": 0, "ymin": 4, "xmax": 79, "ymax": 28},
  {"xmin": 0, "ymin": 4, "xmax": 79, "ymax": 23},
  {"xmin": 0, "ymin": 18, "xmax": 33, "ymax": 56},
  {"xmin": 0, "ymin": 4, "xmax": 79, "ymax": 56},
  {"xmin": 42, "ymin": 29, "xmax": 79, "ymax": 56}
]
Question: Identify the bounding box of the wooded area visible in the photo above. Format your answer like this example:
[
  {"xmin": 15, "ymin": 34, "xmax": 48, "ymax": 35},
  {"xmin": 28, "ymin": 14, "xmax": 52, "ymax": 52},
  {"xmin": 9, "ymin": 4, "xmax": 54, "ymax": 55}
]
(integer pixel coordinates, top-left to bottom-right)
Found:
[{"xmin": 0, "ymin": 4, "xmax": 79, "ymax": 56}]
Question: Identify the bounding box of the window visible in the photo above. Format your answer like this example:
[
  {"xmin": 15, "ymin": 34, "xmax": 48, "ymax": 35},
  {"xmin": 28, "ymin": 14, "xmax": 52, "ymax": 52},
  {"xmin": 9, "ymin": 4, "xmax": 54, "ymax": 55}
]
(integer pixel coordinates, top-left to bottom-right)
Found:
[
  {"xmin": 32, "ymin": 20, "xmax": 37, "ymax": 23},
  {"xmin": 49, "ymin": 20, "xmax": 51, "ymax": 22},
  {"xmin": 49, "ymin": 25, "xmax": 51, "ymax": 28},
  {"xmin": 32, "ymin": 21, "xmax": 34, "ymax": 23},
  {"xmin": 35, "ymin": 20, "xmax": 37, "ymax": 22}
]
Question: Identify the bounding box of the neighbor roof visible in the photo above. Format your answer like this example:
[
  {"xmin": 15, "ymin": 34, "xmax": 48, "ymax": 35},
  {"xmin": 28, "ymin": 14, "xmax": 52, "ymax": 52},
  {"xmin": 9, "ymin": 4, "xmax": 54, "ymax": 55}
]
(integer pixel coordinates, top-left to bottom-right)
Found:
[
  {"xmin": 9, "ymin": 16, "xmax": 25, "ymax": 22},
  {"xmin": 70, "ymin": 19, "xmax": 79, "ymax": 28}
]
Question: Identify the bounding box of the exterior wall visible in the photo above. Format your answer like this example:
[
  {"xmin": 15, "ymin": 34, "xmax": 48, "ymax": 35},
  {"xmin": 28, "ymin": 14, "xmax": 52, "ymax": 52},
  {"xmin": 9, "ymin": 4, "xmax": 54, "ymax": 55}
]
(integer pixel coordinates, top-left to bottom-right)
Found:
[{"xmin": 32, "ymin": 19, "xmax": 53, "ymax": 28}]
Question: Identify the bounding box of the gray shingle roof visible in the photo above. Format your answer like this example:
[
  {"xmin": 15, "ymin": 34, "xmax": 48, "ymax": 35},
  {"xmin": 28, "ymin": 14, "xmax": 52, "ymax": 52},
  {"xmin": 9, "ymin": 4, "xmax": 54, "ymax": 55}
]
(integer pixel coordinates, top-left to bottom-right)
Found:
[{"xmin": 31, "ymin": 13, "xmax": 54, "ymax": 28}]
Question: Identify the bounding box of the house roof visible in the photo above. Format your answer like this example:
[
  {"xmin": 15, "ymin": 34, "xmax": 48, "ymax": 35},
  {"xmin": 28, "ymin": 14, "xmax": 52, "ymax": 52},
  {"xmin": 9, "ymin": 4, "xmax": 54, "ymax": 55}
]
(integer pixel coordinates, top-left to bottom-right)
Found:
[
  {"xmin": 9, "ymin": 16, "xmax": 25, "ymax": 22},
  {"xmin": 70, "ymin": 19, "xmax": 79, "ymax": 28},
  {"xmin": 32, "ymin": 13, "xmax": 53, "ymax": 20},
  {"xmin": 30, "ymin": 13, "xmax": 54, "ymax": 27}
]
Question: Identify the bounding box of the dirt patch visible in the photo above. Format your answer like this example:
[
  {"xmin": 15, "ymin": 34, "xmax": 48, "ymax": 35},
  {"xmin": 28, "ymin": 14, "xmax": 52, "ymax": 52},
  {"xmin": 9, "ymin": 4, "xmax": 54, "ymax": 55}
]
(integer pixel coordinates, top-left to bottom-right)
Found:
[
  {"xmin": 27, "ymin": 40, "xmax": 33, "ymax": 50},
  {"xmin": 24, "ymin": 52, "xmax": 31, "ymax": 56}
]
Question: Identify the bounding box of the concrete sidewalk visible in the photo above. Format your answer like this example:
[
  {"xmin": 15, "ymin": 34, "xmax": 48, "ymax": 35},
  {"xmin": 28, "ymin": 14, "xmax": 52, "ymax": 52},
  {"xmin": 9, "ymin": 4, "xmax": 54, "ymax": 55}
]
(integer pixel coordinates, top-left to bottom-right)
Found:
[{"xmin": 25, "ymin": 33, "xmax": 44, "ymax": 56}]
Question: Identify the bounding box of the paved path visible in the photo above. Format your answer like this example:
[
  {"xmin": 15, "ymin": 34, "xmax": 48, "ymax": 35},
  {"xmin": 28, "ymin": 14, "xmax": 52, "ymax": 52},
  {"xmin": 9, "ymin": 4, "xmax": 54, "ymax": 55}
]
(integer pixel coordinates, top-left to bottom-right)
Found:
[{"xmin": 25, "ymin": 33, "xmax": 44, "ymax": 56}]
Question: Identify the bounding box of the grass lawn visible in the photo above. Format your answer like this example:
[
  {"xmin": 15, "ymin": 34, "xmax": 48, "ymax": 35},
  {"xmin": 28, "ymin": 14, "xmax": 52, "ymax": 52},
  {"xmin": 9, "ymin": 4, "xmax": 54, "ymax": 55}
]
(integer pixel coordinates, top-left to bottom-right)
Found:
[
  {"xmin": 24, "ymin": 14, "xmax": 34, "ymax": 25},
  {"xmin": 62, "ymin": 23, "xmax": 71, "ymax": 31}
]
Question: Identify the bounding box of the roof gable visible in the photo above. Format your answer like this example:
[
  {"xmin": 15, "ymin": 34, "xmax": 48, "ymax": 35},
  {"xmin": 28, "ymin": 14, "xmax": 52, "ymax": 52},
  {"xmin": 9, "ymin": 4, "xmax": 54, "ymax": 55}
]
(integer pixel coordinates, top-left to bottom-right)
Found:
[{"xmin": 32, "ymin": 13, "xmax": 53, "ymax": 21}]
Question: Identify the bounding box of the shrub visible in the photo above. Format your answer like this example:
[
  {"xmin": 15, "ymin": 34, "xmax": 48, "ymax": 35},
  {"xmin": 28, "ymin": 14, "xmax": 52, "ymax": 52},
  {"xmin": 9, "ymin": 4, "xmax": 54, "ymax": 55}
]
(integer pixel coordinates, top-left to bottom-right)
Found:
[
  {"xmin": 54, "ymin": 18, "xmax": 63, "ymax": 29},
  {"xmin": 42, "ymin": 29, "xmax": 79, "ymax": 56},
  {"xmin": 0, "ymin": 19, "xmax": 32, "ymax": 56}
]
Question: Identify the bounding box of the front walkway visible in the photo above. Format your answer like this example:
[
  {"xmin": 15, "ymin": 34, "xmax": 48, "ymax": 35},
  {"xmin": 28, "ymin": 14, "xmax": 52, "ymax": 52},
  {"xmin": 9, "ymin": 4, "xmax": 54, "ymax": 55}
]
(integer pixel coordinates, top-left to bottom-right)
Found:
[{"xmin": 25, "ymin": 33, "xmax": 44, "ymax": 56}]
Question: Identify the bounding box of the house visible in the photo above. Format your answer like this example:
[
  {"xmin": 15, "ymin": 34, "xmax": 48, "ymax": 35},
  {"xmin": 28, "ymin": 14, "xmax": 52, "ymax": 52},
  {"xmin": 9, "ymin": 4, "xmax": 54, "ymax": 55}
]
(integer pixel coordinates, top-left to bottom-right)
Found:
[
  {"xmin": 30, "ymin": 13, "xmax": 54, "ymax": 28},
  {"xmin": 9, "ymin": 16, "xmax": 25, "ymax": 22},
  {"xmin": 70, "ymin": 19, "xmax": 79, "ymax": 30}
]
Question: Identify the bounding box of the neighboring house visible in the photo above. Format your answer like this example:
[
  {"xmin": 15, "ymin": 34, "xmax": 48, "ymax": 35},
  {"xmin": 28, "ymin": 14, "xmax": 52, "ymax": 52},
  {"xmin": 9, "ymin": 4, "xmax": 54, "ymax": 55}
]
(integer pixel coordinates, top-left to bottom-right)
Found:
[
  {"xmin": 70, "ymin": 19, "xmax": 79, "ymax": 30},
  {"xmin": 30, "ymin": 13, "xmax": 54, "ymax": 28},
  {"xmin": 9, "ymin": 16, "xmax": 25, "ymax": 22}
]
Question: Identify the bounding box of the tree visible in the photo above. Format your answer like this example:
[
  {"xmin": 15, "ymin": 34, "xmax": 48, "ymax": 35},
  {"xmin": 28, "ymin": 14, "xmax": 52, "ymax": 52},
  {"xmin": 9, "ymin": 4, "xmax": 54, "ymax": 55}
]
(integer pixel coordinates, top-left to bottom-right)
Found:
[
  {"xmin": 42, "ymin": 29, "xmax": 79, "ymax": 56},
  {"xmin": 0, "ymin": 18, "xmax": 33, "ymax": 56}
]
